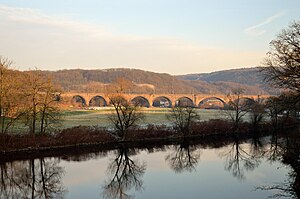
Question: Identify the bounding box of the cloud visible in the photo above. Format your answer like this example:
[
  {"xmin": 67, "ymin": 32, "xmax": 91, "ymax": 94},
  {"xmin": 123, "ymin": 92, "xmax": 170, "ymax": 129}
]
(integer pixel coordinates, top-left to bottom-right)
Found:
[
  {"xmin": 0, "ymin": 5, "xmax": 264, "ymax": 74},
  {"xmin": 244, "ymin": 11, "xmax": 285, "ymax": 36},
  {"xmin": 0, "ymin": 5, "xmax": 111, "ymax": 37}
]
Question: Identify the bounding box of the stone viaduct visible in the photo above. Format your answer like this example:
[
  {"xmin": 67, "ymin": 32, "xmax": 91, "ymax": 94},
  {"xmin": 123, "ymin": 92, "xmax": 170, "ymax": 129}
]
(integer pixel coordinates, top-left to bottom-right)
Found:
[{"xmin": 59, "ymin": 92, "xmax": 270, "ymax": 108}]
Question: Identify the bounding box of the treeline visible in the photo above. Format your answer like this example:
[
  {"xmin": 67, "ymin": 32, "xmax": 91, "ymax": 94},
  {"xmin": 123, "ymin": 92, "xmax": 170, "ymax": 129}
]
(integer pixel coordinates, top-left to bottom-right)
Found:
[
  {"xmin": 0, "ymin": 56, "xmax": 60, "ymax": 134},
  {"xmin": 37, "ymin": 68, "xmax": 271, "ymax": 94},
  {"xmin": 42, "ymin": 68, "xmax": 194, "ymax": 94},
  {"xmin": 179, "ymin": 67, "xmax": 276, "ymax": 94}
]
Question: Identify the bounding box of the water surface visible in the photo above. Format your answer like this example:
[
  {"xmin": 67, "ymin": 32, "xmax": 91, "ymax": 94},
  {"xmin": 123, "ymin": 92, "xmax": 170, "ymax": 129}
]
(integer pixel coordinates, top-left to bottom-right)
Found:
[{"xmin": 0, "ymin": 135, "xmax": 298, "ymax": 199}]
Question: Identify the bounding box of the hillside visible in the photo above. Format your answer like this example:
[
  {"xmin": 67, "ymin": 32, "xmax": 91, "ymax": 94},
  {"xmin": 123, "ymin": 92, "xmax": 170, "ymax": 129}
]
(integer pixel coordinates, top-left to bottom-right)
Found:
[
  {"xmin": 43, "ymin": 68, "xmax": 193, "ymax": 94},
  {"xmin": 178, "ymin": 67, "xmax": 264, "ymax": 85},
  {"xmin": 178, "ymin": 67, "xmax": 277, "ymax": 94},
  {"xmin": 40, "ymin": 67, "xmax": 276, "ymax": 94}
]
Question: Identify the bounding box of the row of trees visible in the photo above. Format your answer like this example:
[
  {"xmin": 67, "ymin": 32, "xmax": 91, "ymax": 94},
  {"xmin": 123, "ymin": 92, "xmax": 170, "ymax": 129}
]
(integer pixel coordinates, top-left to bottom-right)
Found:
[
  {"xmin": 107, "ymin": 72, "xmax": 299, "ymax": 141},
  {"xmin": 261, "ymin": 20, "xmax": 300, "ymax": 125},
  {"xmin": 225, "ymin": 89, "xmax": 299, "ymax": 131},
  {"xmin": 222, "ymin": 21, "xmax": 300, "ymax": 132},
  {"xmin": 109, "ymin": 19, "xmax": 300, "ymax": 139},
  {"xmin": 1, "ymin": 20, "xmax": 299, "ymax": 137},
  {"xmin": 0, "ymin": 56, "xmax": 60, "ymax": 134}
]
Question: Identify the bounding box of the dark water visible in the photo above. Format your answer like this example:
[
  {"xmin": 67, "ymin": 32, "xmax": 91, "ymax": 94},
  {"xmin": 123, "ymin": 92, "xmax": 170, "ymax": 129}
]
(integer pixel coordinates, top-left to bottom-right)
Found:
[{"xmin": 1, "ymin": 133, "xmax": 299, "ymax": 199}]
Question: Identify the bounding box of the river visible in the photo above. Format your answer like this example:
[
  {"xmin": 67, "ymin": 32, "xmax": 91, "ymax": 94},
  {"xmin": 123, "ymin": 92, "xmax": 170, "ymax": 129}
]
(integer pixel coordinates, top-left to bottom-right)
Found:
[{"xmin": 0, "ymin": 133, "xmax": 299, "ymax": 199}]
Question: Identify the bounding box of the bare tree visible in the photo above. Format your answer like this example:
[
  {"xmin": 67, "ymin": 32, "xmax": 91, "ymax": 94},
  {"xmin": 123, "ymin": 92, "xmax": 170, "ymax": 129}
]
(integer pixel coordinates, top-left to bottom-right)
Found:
[
  {"xmin": 167, "ymin": 106, "xmax": 200, "ymax": 136},
  {"xmin": 107, "ymin": 78, "xmax": 144, "ymax": 140},
  {"xmin": 0, "ymin": 56, "xmax": 25, "ymax": 133},
  {"xmin": 223, "ymin": 88, "xmax": 249, "ymax": 131},
  {"xmin": 38, "ymin": 82, "xmax": 61, "ymax": 134},
  {"xmin": 265, "ymin": 93, "xmax": 300, "ymax": 129},
  {"xmin": 0, "ymin": 56, "xmax": 12, "ymax": 133},
  {"xmin": 265, "ymin": 97, "xmax": 284, "ymax": 129},
  {"xmin": 109, "ymin": 95, "xmax": 144, "ymax": 140},
  {"xmin": 21, "ymin": 70, "xmax": 61, "ymax": 134},
  {"xmin": 248, "ymin": 96, "xmax": 266, "ymax": 128},
  {"xmin": 262, "ymin": 21, "xmax": 300, "ymax": 94},
  {"xmin": 261, "ymin": 21, "xmax": 300, "ymax": 127}
]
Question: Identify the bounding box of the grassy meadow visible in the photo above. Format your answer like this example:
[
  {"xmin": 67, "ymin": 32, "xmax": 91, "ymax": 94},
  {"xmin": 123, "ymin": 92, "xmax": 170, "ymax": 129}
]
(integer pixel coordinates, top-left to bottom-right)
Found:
[
  {"xmin": 7, "ymin": 107, "xmax": 253, "ymax": 133},
  {"xmin": 60, "ymin": 107, "xmax": 224, "ymax": 129}
]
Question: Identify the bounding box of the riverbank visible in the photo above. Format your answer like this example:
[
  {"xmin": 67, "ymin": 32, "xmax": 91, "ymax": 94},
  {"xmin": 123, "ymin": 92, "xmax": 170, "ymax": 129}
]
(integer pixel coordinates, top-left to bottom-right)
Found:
[{"xmin": 0, "ymin": 119, "xmax": 282, "ymax": 161}]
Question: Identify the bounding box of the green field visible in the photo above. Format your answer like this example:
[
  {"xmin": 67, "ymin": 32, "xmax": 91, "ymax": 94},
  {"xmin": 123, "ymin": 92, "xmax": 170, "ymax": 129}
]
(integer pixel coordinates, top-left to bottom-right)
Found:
[
  {"xmin": 60, "ymin": 108, "xmax": 224, "ymax": 129},
  {"xmin": 7, "ymin": 108, "xmax": 251, "ymax": 133}
]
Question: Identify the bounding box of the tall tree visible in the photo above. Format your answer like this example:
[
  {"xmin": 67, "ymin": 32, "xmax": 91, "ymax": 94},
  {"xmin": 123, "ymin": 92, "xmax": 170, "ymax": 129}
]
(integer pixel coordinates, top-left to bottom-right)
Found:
[
  {"xmin": 223, "ymin": 88, "xmax": 250, "ymax": 131},
  {"xmin": 0, "ymin": 56, "xmax": 12, "ymax": 133},
  {"xmin": 248, "ymin": 96, "xmax": 266, "ymax": 129},
  {"xmin": 262, "ymin": 21, "xmax": 300, "ymax": 95},
  {"xmin": 0, "ymin": 56, "xmax": 24, "ymax": 133},
  {"xmin": 167, "ymin": 106, "xmax": 200, "ymax": 136},
  {"xmin": 109, "ymin": 95, "xmax": 143, "ymax": 140},
  {"xmin": 21, "ymin": 71, "xmax": 61, "ymax": 134},
  {"xmin": 108, "ymin": 78, "xmax": 144, "ymax": 140}
]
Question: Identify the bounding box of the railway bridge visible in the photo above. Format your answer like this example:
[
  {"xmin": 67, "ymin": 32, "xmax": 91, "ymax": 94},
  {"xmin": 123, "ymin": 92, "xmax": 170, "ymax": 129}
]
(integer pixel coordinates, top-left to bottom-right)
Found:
[{"xmin": 59, "ymin": 93, "xmax": 270, "ymax": 109}]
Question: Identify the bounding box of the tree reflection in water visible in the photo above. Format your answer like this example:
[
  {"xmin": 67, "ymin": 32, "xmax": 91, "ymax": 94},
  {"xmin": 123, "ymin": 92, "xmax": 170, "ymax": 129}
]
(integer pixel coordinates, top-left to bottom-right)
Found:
[
  {"xmin": 256, "ymin": 131, "xmax": 300, "ymax": 198},
  {"xmin": 102, "ymin": 144, "xmax": 146, "ymax": 199},
  {"xmin": 0, "ymin": 158, "xmax": 66, "ymax": 199},
  {"xmin": 264, "ymin": 133, "xmax": 286, "ymax": 162},
  {"xmin": 219, "ymin": 136, "xmax": 261, "ymax": 180},
  {"xmin": 165, "ymin": 139, "xmax": 201, "ymax": 173}
]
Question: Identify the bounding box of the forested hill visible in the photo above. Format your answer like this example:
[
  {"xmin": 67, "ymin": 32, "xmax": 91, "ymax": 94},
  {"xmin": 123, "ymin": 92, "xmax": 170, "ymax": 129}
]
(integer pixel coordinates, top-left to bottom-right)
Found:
[
  {"xmin": 42, "ymin": 67, "xmax": 276, "ymax": 94},
  {"xmin": 177, "ymin": 67, "xmax": 278, "ymax": 94},
  {"xmin": 178, "ymin": 67, "xmax": 264, "ymax": 85},
  {"xmin": 44, "ymin": 68, "xmax": 194, "ymax": 94}
]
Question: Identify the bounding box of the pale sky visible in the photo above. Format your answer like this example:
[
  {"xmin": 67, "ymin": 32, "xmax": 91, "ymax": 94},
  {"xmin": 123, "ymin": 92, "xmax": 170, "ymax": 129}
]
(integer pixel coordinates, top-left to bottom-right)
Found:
[{"xmin": 0, "ymin": 0, "xmax": 299, "ymax": 74}]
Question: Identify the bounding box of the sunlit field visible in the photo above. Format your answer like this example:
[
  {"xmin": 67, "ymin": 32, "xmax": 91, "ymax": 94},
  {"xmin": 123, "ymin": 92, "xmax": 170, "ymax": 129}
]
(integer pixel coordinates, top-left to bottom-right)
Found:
[
  {"xmin": 60, "ymin": 107, "xmax": 225, "ymax": 129},
  {"xmin": 7, "ymin": 107, "xmax": 255, "ymax": 133}
]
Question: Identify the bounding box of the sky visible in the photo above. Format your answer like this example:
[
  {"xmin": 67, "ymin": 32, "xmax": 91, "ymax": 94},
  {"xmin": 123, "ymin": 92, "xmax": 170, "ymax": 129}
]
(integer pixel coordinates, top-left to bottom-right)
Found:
[{"xmin": 0, "ymin": 0, "xmax": 299, "ymax": 75}]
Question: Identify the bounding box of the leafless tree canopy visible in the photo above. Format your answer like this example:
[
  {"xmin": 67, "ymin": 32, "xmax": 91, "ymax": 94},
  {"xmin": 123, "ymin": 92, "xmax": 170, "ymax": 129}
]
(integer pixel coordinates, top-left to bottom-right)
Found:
[
  {"xmin": 262, "ymin": 21, "xmax": 300, "ymax": 93},
  {"xmin": 167, "ymin": 106, "xmax": 200, "ymax": 136},
  {"xmin": 0, "ymin": 56, "xmax": 61, "ymax": 134},
  {"xmin": 223, "ymin": 88, "xmax": 250, "ymax": 131},
  {"xmin": 109, "ymin": 95, "xmax": 144, "ymax": 140}
]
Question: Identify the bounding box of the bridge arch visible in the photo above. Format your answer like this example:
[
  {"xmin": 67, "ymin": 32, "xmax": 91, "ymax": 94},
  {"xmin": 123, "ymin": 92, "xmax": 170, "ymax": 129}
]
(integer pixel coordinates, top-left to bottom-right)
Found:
[
  {"xmin": 71, "ymin": 95, "xmax": 86, "ymax": 107},
  {"xmin": 109, "ymin": 96, "xmax": 127, "ymax": 105},
  {"xmin": 226, "ymin": 97, "xmax": 255, "ymax": 109},
  {"xmin": 152, "ymin": 96, "xmax": 172, "ymax": 108},
  {"xmin": 199, "ymin": 97, "xmax": 225, "ymax": 109},
  {"xmin": 175, "ymin": 96, "xmax": 194, "ymax": 107},
  {"xmin": 235, "ymin": 97, "xmax": 255, "ymax": 106},
  {"xmin": 89, "ymin": 95, "xmax": 107, "ymax": 107},
  {"xmin": 131, "ymin": 96, "xmax": 150, "ymax": 107},
  {"xmin": 54, "ymin": 93, "xmax": 62, "ymax": 102}
]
